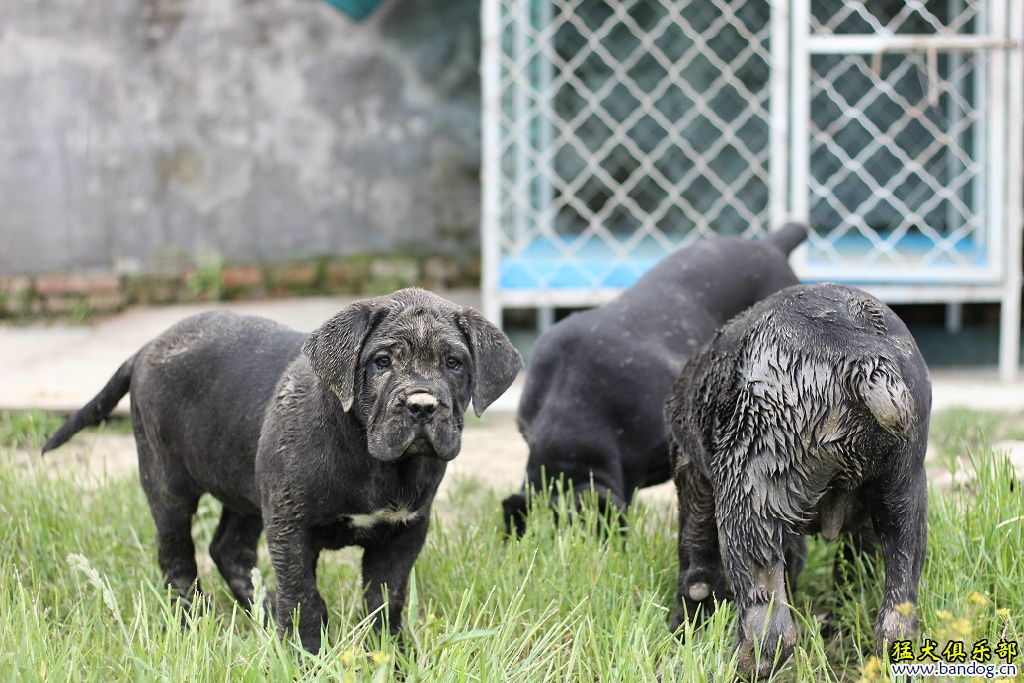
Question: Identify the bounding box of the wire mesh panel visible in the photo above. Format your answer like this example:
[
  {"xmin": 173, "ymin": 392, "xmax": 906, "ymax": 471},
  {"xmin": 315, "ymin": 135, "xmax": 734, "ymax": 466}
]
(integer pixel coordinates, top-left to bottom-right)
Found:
[
  {"xmin": 794, "ymin": 0, "xmax": 1003, "ymax": 282},
  {"xmin": 487, "ymin": 0, "xmax": 780, "ymax": 304},
  {"xmin": 482, "ymin": 0, "xmax": 1022, "ymax": 376},
  {"xmin": 810, "ymin": 0, "xmax": 984, "ymax": 34}
]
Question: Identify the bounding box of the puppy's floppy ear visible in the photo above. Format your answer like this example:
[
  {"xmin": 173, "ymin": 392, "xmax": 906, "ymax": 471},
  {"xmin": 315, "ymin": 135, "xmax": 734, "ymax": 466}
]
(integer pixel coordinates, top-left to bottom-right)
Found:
[
  {"xmin": 302, "ymin": 300, "xmax": 384, "ymax": 411},
  {"xmin": 458, "ymin": 308, "xmax": 523, "ymax": 416}
]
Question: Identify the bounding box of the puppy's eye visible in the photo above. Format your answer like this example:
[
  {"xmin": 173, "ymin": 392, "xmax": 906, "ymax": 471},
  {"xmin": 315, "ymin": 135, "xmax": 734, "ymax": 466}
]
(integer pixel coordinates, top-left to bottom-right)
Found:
[
  {"xmin": 445, "ymin": 356, "xmax": 462, "ymax": 371},
  {"xmin": 374, "ymin": 355, "xmax": 392, "ymax": 370}
]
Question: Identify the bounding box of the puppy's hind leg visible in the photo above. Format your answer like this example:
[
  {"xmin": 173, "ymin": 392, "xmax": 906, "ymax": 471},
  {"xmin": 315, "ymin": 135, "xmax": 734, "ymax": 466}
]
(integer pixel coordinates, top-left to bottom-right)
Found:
[
  {"xmin": 152, "ymin": 500, "xmax": 204, "ymax": 617},
  {"xmin": 210, "ymin": 509, "xmax": 265, "ymax": 612},
  {"xmin": 871, "ymin": 466, "xmax": 927, "ymax": 653},
  {"xmin": 717, "ymin": 485, "xmax": 796, "ymax": 680},
  {"xmin": 671, "ymin": 465, "xmax": 725, "ymax": 635},
  {"xmin": 134, "ymin": 419, "xmax": 204, "ymax": 620}
]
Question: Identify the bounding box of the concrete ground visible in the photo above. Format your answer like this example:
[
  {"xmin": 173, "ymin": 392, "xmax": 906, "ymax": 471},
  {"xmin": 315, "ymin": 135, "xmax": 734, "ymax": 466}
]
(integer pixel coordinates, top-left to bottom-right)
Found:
[{"xmin": 3, "ymin": 294, "xmax": 1024, "ymax": 504}]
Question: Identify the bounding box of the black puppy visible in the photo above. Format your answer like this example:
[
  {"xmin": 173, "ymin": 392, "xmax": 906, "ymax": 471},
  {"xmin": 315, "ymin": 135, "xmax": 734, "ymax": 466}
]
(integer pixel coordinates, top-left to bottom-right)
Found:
[
  {"xmin": 43, "ymin": 289, "xmax": 521, "ymax": 652},
  {"xmin": 503, "ymin": 225, "xmax": 808, "ymax": 534},
  {"xmin": 665, "ymin": 283, "xmax": 930, "ymax": 678}
]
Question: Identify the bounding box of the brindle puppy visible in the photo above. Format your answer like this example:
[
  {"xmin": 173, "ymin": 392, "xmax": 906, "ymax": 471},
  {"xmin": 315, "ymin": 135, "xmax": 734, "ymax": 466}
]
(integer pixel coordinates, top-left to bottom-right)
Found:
[
  {"xmin": 43, "ymin": 289, "xmax": 522, "ymax": 652},
  {"xmin": 665, "ymin": 283, "xmax": 930, "ymax": 678}
]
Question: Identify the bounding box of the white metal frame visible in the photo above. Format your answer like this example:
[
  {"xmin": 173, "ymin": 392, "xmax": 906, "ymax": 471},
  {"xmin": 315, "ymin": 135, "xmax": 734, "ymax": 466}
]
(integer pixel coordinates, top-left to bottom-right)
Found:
[
  {"xmin": 788, "ymin": 0, "xmax": 1022, "ymax": 378},
  {"xmin": 482, "ymin": 0, "xmax": 1024, "ymax": 378},
  {"xmin": 792, "ymin": 9, "xmax": 1003, "ymax": 283},
  {"xmin": 1001, "ymin": 0, "xmax": 1023, "ymax": 379},
  {"xmin": 480, "ymin": 0, "xmax": 502, "ymax": 325}
]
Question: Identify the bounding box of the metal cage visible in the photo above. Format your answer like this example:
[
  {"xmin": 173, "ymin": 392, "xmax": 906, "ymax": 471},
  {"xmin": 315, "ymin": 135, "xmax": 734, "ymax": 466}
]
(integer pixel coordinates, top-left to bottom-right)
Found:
[{"xmin": 481, "ymin": 0, "xmax": 1023, "ymax": 377}]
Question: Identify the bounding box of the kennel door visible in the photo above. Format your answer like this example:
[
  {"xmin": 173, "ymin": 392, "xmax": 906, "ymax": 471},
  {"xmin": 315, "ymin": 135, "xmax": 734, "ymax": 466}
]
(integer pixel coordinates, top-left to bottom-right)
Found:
[{"xmin": 788, "ymin": 0, "xmax": 1015, "ymax": 285}]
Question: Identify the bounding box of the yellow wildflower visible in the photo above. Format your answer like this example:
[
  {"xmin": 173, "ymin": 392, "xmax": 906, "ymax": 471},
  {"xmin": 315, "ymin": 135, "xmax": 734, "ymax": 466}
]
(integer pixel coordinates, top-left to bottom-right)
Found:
[
  {"xmin": 340, "ymin": 650, "xmax": 355, "ymax": 667},
  {"xmin": 371, "ymin": 651, "xmax": 390, "ymax": 666},
  {"xmin": 968, "ymin": 591, "xmax": 988, "ymax": 606},
  {"xmin": 952, "ymin": 618, "xmax": 973, "ymax": 636},
  {"xmin": 935, "ymin": 609, "xmax": 953, "ymax": 620},
  {"xmin": 859, "ymin": 655, "xmax": 881, "ymax": 682},
  {"xmin": 895, "ymin": 601, "xmax": 915, "ymax": 616},
  {"xmin": 997, "ymin": 608, "xmax": 1010, "ymax": 619}
]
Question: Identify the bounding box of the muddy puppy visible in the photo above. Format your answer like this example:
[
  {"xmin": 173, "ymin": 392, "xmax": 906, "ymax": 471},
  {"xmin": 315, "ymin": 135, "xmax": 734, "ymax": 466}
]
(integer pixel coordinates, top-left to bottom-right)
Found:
[
  {"xmin": 503, "ymin": 224, "xmax": 808, "ymax": 535},
  {"xmin": 42, "ymin": 289, "xmax": 521, "ymax": 653},
  {"xmin": 665, "ymin": 283, "xmax": 930, "ymax": 678}
]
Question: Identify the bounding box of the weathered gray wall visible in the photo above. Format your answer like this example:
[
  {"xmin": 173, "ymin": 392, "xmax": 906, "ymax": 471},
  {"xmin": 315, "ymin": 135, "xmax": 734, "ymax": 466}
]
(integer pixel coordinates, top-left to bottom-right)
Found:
[{"xmin": 0, "ymin": 0, "xmax": 481, "ymax": 275}]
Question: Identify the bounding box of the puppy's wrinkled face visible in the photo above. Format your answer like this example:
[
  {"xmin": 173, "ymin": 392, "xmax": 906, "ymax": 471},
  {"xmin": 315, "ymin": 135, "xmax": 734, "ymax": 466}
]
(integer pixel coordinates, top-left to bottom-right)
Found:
[
  {"xmin": 303, "ymin": 288, "xmax": 522, "ymax": 464},
  {"xmin": 355, "ymin": 306, "xmax": 472, "ymax": 462}
]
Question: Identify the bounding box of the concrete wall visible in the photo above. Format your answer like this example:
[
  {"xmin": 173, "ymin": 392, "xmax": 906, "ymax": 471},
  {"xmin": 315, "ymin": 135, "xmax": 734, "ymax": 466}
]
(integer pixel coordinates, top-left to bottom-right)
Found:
[{"xmin": 0, "ymin": 0, "xmax": 481, "ymax": 276}]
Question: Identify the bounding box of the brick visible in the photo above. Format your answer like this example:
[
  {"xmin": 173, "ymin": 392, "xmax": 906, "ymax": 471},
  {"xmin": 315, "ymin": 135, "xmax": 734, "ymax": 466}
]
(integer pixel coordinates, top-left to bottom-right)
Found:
[
  {"xmin": 34, "ymin": 273, "xmax": 121, "ymax": 295},
  {"xmin": 362, "ymin": 277, "xmax": 405, "ymax": 296},
  {"xmin": 273, "ymin": 262, "xmax": 319, "ymax": 289},
  {"xmin": 370, "ymin": 257, "xmax": 419, "ymax": 284},
  {"xmin": 125, "ymin": 275, "xmax": 183, "ymax": 304},
  {"xmin": 2, "ymin": 295, "xmax": 28, "ymax": 316},
  {"xmin": 221, "ymin": 265, "xmax": 264, "ymax": 290},
  {"xmin": 324, "ymin": 258, "xmax": 369, "ymax": 293},
  {"xmin": 43, "ymin": 295, "xmax": 83, "ymax": 314},
  {"xmin": 448, "ymin": 255, "xmax": 481, "ymax": 288},
  {"xmin": 87, "ymin": 291, "xmax": 126, "ymax": 312},
  {"xmin": 422, "ymin": 256, "xmax": 457, "ymax": 285},
  {"xmin": 0, "ymin": 275, "xmax": 32, "ymax": 317},
  {"xmin": 0, "ymin": 275, "xmax": 31, "ymax": 297}
]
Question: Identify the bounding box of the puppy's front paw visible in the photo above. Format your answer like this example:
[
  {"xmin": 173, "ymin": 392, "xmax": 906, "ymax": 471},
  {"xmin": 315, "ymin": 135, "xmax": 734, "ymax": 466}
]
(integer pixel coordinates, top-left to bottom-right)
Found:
[
  {"xmin": 734, "ymin": 603, "xmax": 796, "ymax": 680},
  {"xmin": 736, "ymin": 638, "xmax": 783, "ymax": 681},
  {"xmin": 298, "ymin": 632, "xmax": 322, "ymax": 654},
  {"xmin": 671, "ymin": 565, "xmax": 730, "ymax": 636},
  {"xmin": 874, "ymin": 603, "xmax": 917, "ymax": 655}
]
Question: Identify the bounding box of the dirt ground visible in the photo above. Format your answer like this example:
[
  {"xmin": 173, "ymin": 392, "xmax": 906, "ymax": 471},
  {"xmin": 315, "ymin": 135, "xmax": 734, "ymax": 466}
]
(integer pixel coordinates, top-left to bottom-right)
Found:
[
  {"xmin": 14, "ymin": 409, "xmax": 1024, "ymax": 517},
  {"xmin": 5, "ymin": 411, "xmax": 678, "ymax": 510}
]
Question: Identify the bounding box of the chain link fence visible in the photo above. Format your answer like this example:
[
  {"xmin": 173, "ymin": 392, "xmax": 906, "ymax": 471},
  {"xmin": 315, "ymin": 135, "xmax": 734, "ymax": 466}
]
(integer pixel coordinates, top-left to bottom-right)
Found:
[{"xmin": 482, "ymin": 0, "xmax": 1022, "ymax": 373}]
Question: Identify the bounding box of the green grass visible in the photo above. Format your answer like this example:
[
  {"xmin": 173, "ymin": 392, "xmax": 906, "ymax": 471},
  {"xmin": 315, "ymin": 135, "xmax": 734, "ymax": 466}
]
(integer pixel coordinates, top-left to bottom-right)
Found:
[
  {"xmin": 0, "ymin": 410, "xmax": 133, "ymax": 452},
  {"xmin": 0, "ymin": 412, "xmax": 1022, "ymax": 681}
]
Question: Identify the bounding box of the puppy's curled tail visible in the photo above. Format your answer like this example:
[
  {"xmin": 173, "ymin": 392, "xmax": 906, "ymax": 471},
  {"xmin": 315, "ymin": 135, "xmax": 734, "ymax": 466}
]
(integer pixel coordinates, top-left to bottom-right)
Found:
[
  {"xmin": 41, "ymin": 355, "xmax": 135, "ymax": 454},
  {"xmin": 764, "ymin": 222, "xmax": 809, "ymax": 256},
  {"xmin": 851, "ymin": 357, "xmax": 914, "ymax": 437}
]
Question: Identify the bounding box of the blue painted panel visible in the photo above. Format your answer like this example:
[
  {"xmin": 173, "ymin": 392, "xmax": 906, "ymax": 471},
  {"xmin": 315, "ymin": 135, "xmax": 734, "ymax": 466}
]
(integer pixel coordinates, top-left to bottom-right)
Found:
[
  {"xmin": 322, "ymin": 0, "xmax": 384, "ymax": 21},
  {"xmin": 499, "ymin": 233, "xmax": 988, "ymax": 290}
]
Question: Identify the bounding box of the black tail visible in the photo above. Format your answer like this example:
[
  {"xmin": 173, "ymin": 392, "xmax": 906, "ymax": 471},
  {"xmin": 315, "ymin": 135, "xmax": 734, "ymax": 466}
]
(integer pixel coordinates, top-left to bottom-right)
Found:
[
  {"xmin": 764, "ymin": 222, "xmax": 809, "ymax": 255},
  {"xmin": 41, "ymin": 356, "xmax": 135, "ymax": 454}
]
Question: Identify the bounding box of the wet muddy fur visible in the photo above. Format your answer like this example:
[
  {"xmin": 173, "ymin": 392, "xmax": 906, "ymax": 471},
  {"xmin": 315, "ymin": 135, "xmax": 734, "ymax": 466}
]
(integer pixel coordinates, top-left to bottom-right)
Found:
[
  {"xmin": 505, "ymin": 224, "xmax": 809, "ymax": 534},
  {"xmin": 43, "ymin": 288, "xmax": 521, "ymax": 653},
  {"xmin": 665, "ymin": 283, "xmax": 931, "ymax": 678}
]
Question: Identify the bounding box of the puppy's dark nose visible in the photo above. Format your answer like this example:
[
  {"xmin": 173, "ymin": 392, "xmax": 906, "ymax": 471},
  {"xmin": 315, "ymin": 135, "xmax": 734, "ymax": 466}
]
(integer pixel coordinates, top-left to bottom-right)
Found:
[{"xmin": 405, "ymin": 392, "xmax": 438, "ymax": 423}]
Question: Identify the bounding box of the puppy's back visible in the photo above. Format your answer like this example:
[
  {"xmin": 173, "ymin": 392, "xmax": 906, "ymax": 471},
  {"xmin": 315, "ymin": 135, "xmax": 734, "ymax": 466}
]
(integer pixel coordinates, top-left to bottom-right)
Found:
[
  {"xmin": 668, "ymin": 283, "xmax": 930, "ymax": 485},
  {"xmin": 131, "ymin": 311, "xmax": 307, "ymax": 506}
]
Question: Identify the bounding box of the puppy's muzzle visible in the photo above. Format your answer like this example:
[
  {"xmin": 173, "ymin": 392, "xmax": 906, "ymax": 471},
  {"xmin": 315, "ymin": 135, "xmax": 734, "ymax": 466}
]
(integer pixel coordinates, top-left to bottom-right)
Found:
[{"xmin": 404, "ymin": 392, "xmax": 438, "ymax": 424}]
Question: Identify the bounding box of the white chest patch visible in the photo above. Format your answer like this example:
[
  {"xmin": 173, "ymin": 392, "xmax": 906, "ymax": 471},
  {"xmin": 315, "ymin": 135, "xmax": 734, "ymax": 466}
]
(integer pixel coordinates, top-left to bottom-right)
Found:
[{"xmin": 344, "ymin": 508, "xmax": 421, "ymax": 529}]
